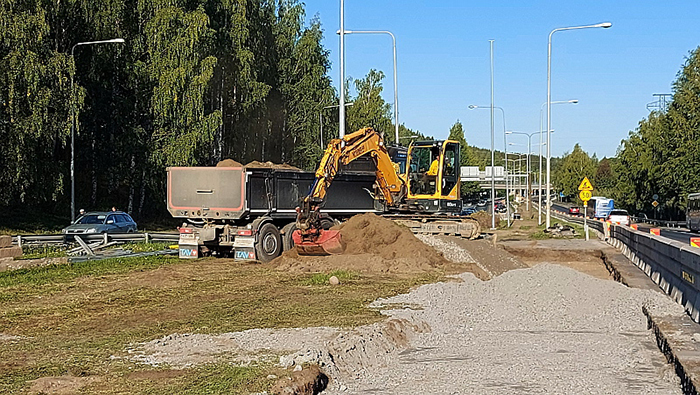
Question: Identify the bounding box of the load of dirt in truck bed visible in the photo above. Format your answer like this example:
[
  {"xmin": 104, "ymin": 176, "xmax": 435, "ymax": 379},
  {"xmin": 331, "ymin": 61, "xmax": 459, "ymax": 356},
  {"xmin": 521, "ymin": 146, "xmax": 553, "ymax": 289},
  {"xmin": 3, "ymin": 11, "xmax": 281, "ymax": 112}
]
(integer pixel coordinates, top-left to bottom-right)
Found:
[
  {"xmin": 216, "ymin": 159, "xmax": 243, "ymax": 167},
  {"xmin": 272, "ymin": 213, "xmax": 451, "ymax": 274},
  {"xmin": 216, "ymin": 158, "xmax": 300, "ymax": 170},
  {"xmin": 245, "ymin": 160, "xmax": 300, "ymax": 170}
]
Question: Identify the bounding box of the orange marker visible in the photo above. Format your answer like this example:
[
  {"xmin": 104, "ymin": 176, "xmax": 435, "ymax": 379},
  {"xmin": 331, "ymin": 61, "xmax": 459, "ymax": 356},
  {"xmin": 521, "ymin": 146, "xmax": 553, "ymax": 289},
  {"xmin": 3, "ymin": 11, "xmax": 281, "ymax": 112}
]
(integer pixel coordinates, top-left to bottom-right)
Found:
[
  {"xmin": 630, "ymin": 224, "xmax": 638, "ymax": 230},
  {"xmin": 691, "ymin": 238, "xmax": 700, "ymax": 248},
  {"xmin": 650, "ymin": 228, "xmax": 661, "ymax": 236}
]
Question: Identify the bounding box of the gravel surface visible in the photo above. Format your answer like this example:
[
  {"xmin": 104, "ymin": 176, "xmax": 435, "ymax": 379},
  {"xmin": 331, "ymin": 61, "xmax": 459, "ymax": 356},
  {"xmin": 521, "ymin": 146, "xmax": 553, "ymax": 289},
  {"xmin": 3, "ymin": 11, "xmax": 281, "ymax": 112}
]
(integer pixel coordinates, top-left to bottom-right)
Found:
[
  {"xmin": 123, "ymin": 237, "xmax": 686, "ymax": 394},
  {"xmin": 325, "ymin": 264, "xmax": 684, "ymax": 394}
]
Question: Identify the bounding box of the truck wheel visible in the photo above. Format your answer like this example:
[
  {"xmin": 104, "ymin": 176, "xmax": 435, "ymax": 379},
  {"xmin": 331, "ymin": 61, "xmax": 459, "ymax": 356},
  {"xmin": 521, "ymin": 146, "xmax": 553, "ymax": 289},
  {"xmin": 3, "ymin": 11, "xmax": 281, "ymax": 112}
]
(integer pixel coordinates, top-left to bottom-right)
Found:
[
  {"xmin": 281, "ymin": 222, "xmax": 297, "ymax": 251},
  {"xmin": 255, "ymin": 223, "xmax": 282, "ymax": 263}
]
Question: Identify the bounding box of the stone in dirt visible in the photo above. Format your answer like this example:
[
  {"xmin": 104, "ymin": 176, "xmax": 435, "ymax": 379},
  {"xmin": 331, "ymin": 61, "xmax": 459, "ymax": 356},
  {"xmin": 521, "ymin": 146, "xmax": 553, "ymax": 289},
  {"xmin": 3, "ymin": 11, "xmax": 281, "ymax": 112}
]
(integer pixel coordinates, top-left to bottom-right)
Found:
[
  {"xmin": 272, "ymin": 213, "xmax": 450, "ymax": 274},
  {"xmin": 0, "ymin": 235, "xmax": 12, "ymax": 248},
  {"xmin": 0, "ymin": 246, "xmax": 22, "ymax": 258},
  {"xmin": 271, "ymin": 365, "xmax": 329, "ymax": 395}
]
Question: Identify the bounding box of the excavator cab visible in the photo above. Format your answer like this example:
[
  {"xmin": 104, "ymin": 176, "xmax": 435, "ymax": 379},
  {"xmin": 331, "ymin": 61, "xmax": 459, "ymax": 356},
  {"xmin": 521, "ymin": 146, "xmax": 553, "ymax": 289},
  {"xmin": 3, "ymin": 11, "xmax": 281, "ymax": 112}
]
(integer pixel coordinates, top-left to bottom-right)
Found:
[{"xmin": 406, "ymin": 140, "xmax": 462, "ymax": 212}]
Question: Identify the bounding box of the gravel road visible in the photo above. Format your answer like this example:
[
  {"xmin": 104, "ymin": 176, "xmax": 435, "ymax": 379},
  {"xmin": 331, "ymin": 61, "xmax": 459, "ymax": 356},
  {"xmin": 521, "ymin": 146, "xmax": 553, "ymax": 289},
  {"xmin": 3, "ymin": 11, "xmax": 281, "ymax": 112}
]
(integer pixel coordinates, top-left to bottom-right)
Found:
[{"xmin": 325, "ymin": 264, "xmax": 684, "ymax": 394}]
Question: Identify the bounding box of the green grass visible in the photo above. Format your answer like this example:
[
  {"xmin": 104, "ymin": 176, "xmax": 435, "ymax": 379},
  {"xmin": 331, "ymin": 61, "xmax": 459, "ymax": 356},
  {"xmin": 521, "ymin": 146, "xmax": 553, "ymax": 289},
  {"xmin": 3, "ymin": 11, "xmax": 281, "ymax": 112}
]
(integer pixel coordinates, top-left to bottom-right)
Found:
[
  {"xmin": 0, "ymin": 255, "xmax": 179, "ymax": 289},
  {"xmin": 120, "ymin": 241, "xmax": 173, "ymax": 253},
  {"xmin": 0, "ymin": 256, "xmax": 445, "ymax": 394}
]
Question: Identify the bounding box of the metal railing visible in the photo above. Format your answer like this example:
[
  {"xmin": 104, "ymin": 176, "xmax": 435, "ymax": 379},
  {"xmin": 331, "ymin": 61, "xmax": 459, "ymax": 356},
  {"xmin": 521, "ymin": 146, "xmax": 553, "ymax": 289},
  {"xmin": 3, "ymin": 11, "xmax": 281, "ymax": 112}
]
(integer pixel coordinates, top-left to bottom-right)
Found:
[{"xmin": 11, "ymin": 232, "xmax": 179, "ymax": 247}]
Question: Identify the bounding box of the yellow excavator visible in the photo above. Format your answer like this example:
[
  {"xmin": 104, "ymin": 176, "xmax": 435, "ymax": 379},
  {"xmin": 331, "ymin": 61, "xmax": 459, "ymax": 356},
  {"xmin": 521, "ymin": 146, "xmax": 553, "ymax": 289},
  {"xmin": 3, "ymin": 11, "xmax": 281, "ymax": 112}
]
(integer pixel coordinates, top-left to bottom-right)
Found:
[{"xmin": 292, "ymin": 127, "xmax": 479, "ymax": 255}]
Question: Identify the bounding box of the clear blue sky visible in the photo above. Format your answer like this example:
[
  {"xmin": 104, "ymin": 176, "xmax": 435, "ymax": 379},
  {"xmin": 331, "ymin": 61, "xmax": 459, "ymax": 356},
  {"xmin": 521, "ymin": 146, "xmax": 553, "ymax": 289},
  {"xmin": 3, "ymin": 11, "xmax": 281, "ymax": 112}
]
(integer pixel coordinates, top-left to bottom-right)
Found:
[{"xmin": 302, "ymin": 0, "xmax": 700, "ymax": 158}]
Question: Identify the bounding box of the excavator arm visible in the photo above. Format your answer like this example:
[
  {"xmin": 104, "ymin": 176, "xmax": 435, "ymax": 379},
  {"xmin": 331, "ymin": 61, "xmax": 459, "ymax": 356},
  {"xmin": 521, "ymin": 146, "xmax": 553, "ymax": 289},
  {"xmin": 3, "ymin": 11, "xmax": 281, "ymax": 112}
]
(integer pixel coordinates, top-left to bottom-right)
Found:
[{"xmin": 293, "ymin": 127, "xmax": 406, "ymax": 255}]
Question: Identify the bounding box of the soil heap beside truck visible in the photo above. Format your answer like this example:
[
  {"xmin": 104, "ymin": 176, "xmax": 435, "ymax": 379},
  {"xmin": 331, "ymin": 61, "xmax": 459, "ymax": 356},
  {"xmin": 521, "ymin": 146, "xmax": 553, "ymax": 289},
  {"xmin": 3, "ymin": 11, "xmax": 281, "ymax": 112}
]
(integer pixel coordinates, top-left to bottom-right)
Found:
[{"xmin": 168, "ymin": 128, "xmax": 480, "ymax": 262}]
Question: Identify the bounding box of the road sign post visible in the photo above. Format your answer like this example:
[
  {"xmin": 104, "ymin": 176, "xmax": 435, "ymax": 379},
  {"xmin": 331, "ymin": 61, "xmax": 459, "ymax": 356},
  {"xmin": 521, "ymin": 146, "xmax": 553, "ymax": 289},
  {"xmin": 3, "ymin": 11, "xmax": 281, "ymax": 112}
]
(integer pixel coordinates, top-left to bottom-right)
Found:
[{"xmin": 578, "ymin": 177, "xmax": 594, "ymax": 241}]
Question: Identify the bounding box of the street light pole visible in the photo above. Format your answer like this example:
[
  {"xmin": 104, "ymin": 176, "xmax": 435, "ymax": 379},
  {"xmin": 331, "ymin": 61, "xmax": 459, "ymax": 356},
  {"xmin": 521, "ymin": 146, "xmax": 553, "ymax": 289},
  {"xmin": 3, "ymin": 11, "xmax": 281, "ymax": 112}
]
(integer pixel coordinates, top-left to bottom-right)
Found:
[
  {"xmin": 539, "ymin": 99, "xmax": 577, "ymax": 224},
  {"xmin": 507, "ymin": 131, "xmax": 538, "ymax": 211},
  {"xmin": 339, "ymin": 0, "xmax": 346, "ymax": 139},
  {"xmin": 468, "ymin": 104, "xmax": 509, "ymax": 226},
  {"xmin": 546, "ymin": 22, "xmax": 611, "ymax": 228},
  {"xmin": 320, "ymin": 102, "xmax": 354, "ymax": 149},
  {"xmin": 70, "ymin": 38, "xmax": 125, "ymax": 222},
  {"xmin": 341, "ymin": 30, "xmax": 399, "ymax": 143},
  {"xmin": 489, "ymin": 40, "xmax": 496, "ymax": 230}
]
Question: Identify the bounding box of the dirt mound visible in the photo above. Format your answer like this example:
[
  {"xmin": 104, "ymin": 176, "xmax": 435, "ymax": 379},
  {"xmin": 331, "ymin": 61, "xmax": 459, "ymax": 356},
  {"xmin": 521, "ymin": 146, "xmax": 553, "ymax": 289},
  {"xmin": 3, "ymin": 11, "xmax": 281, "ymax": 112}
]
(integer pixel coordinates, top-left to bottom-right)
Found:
[
  {"xmin": 272, "ymin": 213, "xmax": 449, "ymax": 274},
  {"xmin": 245, "ymin": 160, "xmax": 301, "ymax": 170},
  {"xmin": 216, "ymin": 158, "xmax": 243, "ymax": 167},
  {"xmin": 470, "ymin": 211, "xmax": 493, "ymax": 230}
]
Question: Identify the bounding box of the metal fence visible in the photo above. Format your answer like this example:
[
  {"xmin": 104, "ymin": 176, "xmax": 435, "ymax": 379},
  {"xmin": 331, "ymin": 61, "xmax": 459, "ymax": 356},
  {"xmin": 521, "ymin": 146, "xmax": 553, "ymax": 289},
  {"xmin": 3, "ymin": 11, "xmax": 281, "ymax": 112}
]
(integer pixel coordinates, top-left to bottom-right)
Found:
[{"xmin": 12, "ymin": 232, "xmax": 179, "ymax": 247}]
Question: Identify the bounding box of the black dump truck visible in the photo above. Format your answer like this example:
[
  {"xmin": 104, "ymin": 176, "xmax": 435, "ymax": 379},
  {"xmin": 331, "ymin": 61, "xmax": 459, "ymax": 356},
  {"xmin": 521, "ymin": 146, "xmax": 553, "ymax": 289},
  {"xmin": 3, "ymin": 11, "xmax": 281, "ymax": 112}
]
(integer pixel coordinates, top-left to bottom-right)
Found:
[{"xmin": 167, "ymin": 164, "xmax": 379, "ymax": 262}]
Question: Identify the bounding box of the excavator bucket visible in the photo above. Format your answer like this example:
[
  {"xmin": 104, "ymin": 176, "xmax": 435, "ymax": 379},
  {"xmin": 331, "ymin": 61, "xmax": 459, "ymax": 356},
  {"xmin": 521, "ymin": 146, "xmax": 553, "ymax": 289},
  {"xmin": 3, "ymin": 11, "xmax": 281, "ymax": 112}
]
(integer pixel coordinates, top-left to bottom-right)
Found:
[{"xmin": 292, "ymin": 229, "xmax": 345, "ymax": 255}]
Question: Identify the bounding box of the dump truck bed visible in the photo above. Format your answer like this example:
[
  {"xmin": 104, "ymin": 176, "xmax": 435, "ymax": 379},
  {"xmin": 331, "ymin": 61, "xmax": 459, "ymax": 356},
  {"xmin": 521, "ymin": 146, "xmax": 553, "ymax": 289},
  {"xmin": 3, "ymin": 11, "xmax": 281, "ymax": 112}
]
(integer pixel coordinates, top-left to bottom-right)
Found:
[{"xmin": 167, "ymin": 166, "xmax": 379, "ymax": 221}]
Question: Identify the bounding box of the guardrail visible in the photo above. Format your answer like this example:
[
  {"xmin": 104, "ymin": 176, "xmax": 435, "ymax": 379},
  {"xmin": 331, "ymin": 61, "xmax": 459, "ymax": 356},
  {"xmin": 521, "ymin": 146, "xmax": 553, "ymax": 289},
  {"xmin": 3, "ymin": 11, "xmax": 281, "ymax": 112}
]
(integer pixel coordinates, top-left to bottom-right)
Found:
[
  {"xmin": 631, "ymin": 217, "xmax": 685, "ymax": 228},
  {"xmin": 550, "ymin": 207, "xmax": 700, "ymax": 323},
  {"xmin": 11, "ymin": 232, "xmax": 179, "ymax": 247}
]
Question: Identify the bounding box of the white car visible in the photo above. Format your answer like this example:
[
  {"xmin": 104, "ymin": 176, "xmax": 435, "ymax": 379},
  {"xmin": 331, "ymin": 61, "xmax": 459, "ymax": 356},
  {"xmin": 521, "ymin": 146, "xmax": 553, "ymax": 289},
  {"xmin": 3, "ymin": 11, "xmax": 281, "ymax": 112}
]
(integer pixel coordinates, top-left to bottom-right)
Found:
[{"xmin": 607, "ymin": 209, "xmax": 631, "ymax": 226}]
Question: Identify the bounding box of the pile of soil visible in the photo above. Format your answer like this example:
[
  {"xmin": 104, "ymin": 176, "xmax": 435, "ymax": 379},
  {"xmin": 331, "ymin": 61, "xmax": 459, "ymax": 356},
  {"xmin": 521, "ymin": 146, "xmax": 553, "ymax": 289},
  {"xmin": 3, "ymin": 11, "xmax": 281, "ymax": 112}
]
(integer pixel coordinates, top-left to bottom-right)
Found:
[
  {"xmin": 216, "ymin": 158, "xmax": 243, "ymax": 167},
  {"xmin": 245, "ymin": 160, "xmax": 301, "ymax": 171},
  {"xmin": 272, "ymin": 213, "xmax": 449, "ymax": 274}
]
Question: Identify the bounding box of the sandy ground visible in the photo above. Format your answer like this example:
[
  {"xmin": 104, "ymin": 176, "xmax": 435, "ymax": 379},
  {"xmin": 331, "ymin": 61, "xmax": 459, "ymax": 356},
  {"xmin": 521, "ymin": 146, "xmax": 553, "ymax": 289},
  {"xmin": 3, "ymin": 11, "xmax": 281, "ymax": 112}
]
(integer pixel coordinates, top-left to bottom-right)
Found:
[{"xmin": 123, "ymin": 228, "xmax": 687, "ymax": 394}]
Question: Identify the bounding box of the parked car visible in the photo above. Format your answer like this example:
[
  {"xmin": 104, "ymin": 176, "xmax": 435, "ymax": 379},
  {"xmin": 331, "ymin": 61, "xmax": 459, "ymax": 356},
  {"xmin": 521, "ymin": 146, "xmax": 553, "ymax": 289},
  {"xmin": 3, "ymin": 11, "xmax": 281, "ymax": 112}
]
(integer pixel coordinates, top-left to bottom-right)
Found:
[
  {"xmin": 63, "ymin": 211, "xmax": 138, "ymax": 235},
  {"xmin": 607, "ymin": 209, "xmax": 631, "ymax": 226},
  {"xmin": 568, "ymin": 207, "xmax": 580, "ymax": 216},
  {"xmin": 460, "ymin": 206, "xmax": 477, "ymax": 216}
]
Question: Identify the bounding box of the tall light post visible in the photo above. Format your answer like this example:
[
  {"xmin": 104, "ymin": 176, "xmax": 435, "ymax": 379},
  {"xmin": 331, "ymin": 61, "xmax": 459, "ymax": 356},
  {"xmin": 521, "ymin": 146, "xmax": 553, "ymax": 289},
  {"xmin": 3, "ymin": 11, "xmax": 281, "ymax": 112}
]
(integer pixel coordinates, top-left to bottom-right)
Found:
[
  {"xmin": 507, "ymin": 131, "xmax": 538, "ymax": 211},
  {"xmin": 70, "ymin": 38, "xmax": 125, "ymax": 222},
  {"xmin": 339, "ymin": 0, "xmax": 346, "ymax": 138},
  {"xmin": 546, "ymin": 22, "xmax": 611, "ymax": 228},
  {"xmin": 468, "ymin": 104, "xmax": 509, "ymax": 226},
  {"xmin": 340, "ymin": 29, "xmax": 399, "ymax": 143},
  {"xmin": 539, "ymin": 99, "xmax": 576, "ymax": 224},
  {"xmin": 320, "ymin": 102, "xmax": 353, "ymax": 149}
]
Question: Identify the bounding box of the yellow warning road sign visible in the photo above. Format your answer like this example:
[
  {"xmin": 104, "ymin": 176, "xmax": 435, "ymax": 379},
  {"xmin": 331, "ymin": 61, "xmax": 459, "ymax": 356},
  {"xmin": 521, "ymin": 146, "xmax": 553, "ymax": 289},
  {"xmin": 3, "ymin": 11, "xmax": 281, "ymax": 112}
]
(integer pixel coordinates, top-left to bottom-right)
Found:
[
  {"xmin": 579, "ymin": 190, "xmax": 592, "ymax": 202},
  {"xmin": 578, "ymin": 177, "xmax": 593, "ymax": 191}
]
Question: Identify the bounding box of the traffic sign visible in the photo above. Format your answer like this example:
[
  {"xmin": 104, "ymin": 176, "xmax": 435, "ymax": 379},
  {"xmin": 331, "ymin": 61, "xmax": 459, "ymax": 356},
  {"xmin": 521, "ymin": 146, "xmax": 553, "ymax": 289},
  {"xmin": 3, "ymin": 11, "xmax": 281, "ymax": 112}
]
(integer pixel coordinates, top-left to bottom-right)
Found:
[
  {"xmin": 579, "ymin": 190, "xmax": 592, "ymax": 202},
  {"xmin": 578, "ymin": 177, "xmax": 593, "ymax": 191},
  {"xmin": 652, "ymin": 200, "xmax": 659, "ymax": 208}
]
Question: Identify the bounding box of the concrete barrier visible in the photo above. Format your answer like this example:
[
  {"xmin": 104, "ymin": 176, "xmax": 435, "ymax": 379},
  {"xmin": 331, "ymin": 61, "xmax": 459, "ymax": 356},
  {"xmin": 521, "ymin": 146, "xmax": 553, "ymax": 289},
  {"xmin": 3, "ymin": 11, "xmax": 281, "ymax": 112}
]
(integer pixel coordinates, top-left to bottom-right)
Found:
[{"xmin": 609, "ymin": 225, "xmax": 700, "ymax": 322}]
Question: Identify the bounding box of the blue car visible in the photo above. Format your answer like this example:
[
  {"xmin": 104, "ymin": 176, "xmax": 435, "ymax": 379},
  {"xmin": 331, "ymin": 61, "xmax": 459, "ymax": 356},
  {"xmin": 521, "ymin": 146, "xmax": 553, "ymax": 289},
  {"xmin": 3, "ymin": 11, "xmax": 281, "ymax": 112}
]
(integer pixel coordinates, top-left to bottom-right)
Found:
[{"xmin": 460, "ymin": 207, "xmax": 477, "ymax": 216}]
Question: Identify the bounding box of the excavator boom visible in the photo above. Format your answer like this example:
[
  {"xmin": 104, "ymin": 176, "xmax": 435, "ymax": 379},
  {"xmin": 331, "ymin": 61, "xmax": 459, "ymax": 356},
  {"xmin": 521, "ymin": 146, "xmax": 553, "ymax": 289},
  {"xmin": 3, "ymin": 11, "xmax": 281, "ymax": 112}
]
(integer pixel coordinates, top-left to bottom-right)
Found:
[{"xmin": 294, "ymin": 128, "xmax": 406, "ymax": 255}]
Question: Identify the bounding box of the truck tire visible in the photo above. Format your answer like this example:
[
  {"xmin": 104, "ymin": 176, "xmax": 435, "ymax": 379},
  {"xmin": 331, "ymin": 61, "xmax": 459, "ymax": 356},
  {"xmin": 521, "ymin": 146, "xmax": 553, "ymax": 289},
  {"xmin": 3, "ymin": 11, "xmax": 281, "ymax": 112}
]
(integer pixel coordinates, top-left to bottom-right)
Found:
[
  {"xmin": 281, "ymin": 222, "xmax": 297, "ymax": 251},
  {"xmin": 255, "ymin": 223, "xmax": 282, "ymax": 263}
]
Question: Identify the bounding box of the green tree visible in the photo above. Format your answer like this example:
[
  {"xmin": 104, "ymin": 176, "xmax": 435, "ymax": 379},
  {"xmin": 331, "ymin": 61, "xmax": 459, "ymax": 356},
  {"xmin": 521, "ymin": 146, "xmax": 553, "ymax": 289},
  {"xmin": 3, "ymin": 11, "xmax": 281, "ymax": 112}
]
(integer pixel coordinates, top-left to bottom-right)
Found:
[
  {"xmin": 553, "ymin": 144, "xmax": 597, "ymax": 200},
  {"xmin": 448, "ymin": 120, "xmax": 479, "ymax": 198},
  {"xmin": 346, "ymin": 69, "xmax": 392, "ymax": 139}
]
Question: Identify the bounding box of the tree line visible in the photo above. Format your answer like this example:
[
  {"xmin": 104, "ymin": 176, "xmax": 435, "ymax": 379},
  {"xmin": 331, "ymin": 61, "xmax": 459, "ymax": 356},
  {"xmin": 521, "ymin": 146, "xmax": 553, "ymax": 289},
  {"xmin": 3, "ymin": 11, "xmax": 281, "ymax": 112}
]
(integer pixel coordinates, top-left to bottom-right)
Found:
[
  {"xmin": 0, "ymin": 0, "xmax": 420, "ymax": 220},
  {"xmin": 551, "ymin": 46, "xmax": 700, "ymax": 220}
]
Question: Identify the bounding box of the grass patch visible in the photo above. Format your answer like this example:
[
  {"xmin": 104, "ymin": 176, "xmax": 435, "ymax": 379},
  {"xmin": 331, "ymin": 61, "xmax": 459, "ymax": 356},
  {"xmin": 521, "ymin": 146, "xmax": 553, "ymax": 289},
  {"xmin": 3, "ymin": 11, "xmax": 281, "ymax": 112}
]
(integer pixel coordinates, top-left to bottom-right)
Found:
[
  {"xmin": 300, "ymin": 270, "xmax": 358, "ymax": 286},
  {"xmin": 0, "ymin": 256, "xmax": 444, "ymax": 394},
  {"xmin": 119, "ymin": 241, "xmax": 173, "ymax": 253}
]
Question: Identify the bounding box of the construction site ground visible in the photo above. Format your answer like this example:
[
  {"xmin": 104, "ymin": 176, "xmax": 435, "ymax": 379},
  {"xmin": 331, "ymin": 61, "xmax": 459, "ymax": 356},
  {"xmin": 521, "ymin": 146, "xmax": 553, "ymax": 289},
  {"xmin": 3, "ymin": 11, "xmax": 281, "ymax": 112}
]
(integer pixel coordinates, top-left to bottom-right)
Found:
[{"xmin": 1, "ymin": 208, "xmax": 698, "ymax": 394}]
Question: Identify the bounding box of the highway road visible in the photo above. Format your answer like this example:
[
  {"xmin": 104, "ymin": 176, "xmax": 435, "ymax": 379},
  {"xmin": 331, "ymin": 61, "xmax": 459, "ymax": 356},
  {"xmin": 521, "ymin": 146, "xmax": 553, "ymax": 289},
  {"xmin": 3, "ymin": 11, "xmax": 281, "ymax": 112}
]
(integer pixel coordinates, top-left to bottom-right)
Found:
[{"xmin": 550, "ymin": 201, "xmax": 698, "ymax": 246}]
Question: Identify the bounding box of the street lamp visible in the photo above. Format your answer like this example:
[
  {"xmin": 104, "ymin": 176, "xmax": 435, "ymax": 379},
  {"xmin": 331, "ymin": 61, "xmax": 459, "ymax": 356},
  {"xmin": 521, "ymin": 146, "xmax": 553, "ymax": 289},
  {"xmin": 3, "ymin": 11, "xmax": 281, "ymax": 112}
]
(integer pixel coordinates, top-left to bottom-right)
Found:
[
  {"xmin": 506, "ymin": 131, "xmax": 539, "ymax": 211},
  {"xmin": 539, "ymin": 100, "xmax": 576, "ymax": 224},
  {"xmin": 339, "ymin": 29, "xmax": 399, "ymax": 143},
  {"xmin": 468, "ymin": 104, "xmax": 510, "ymax": 226},
  {"xmin": 546, "ymin": 22, "xmax": 611, "ymax": 228},
  {"xmin": 70, "ymin": 38, "xmax": 125, "ymax": 222},
  {"xmin": 320, "ymin": 102, "xmax": 353, "ymax": 149}
]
